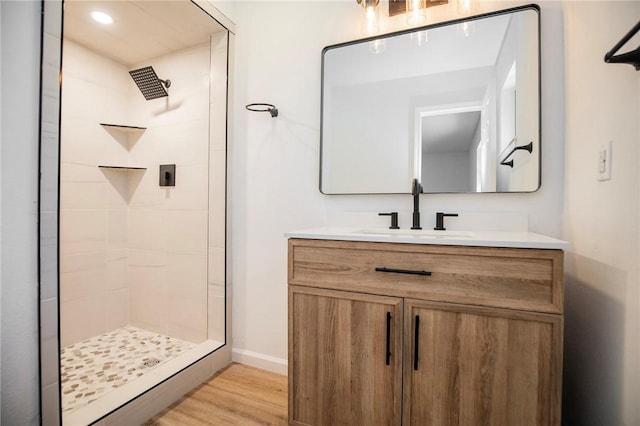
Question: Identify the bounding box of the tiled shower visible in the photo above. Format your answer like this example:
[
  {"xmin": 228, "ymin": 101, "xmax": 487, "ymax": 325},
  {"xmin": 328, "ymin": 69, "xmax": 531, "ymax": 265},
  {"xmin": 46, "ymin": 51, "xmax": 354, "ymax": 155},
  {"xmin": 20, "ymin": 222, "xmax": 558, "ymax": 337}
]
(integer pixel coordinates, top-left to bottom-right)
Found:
[{"xmin": 58, "ymin": 10, "xmax": 228, "ymax": 422}]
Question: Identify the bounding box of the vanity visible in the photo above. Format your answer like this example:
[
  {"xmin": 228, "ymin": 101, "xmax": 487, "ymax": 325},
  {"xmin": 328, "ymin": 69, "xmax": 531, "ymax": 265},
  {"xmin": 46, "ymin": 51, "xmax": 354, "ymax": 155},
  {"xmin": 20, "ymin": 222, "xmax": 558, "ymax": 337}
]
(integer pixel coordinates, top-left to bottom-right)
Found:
[
  {"xmin": 292, "ymin": 2, "xmax": 563, "ymax": 424},
  {"xmin": 287, "ymin": 228, "xmax": 567, "ymax": 425}
]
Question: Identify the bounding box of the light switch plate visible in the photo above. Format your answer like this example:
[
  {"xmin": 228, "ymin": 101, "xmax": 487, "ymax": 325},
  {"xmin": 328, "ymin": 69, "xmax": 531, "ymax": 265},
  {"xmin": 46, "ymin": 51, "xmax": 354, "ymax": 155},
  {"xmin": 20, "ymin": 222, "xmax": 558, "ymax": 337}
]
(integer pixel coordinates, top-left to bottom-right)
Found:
[{"xmin": 598, "ymin": 141, "xmax": 612, "ymax": 181}]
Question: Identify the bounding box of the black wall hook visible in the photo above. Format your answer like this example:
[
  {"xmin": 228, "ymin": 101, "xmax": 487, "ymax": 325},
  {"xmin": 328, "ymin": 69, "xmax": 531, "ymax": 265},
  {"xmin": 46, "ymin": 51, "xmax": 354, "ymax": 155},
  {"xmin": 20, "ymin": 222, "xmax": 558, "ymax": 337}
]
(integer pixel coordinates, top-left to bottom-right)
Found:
[
  {"xmin": 246, "ymin": 103, "xmax": 278, "ymax": 117},
  {"xmin": 500, "ymin": 141, "xmax": 533, "ymax": 168},
  {"xmin": 604, "ymin": 20, "xmax": 640, "ymax": 70}
]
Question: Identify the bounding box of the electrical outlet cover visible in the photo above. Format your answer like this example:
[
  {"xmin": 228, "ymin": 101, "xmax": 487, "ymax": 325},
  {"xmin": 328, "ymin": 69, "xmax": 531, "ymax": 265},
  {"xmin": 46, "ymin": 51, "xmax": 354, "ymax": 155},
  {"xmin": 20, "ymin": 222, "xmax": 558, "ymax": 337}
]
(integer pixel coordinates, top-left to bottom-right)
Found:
[{"xmin": 598, "ymin": 141, "xmax": 612, "ymax": 181}]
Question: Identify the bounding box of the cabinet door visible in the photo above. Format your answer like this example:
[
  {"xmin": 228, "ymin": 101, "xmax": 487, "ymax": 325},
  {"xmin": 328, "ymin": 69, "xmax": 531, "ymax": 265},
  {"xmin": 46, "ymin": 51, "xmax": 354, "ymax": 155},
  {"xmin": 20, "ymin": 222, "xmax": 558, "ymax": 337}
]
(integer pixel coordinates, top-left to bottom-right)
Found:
[
  {"xmin": 403, "ymin": 299, "xmax": 562, "ymax": 426},
  {"xmin": 289, "ymin": 286, "xmax": 403, "ymax": 426}
]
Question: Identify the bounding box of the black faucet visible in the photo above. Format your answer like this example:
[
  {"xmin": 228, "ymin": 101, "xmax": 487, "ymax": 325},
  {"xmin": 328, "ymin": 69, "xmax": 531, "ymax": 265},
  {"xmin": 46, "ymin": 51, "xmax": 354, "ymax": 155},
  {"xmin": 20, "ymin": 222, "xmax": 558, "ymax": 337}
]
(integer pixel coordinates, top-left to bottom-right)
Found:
[
  {"xmin": 379, "ymin": 212, "xmax": 400, "ymax": 229},
  {"xmin": 434, "ymin": 212, "xmax": 458, "ymax": 231},
  {"xmin": 411, "ymin": 178, "xmax": 422, "ymax": 230}
]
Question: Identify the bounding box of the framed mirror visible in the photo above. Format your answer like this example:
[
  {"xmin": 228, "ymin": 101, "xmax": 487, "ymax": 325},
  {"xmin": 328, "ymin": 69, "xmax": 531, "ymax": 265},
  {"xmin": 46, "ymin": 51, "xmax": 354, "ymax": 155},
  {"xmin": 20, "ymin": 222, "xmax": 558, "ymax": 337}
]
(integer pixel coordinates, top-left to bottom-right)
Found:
[{"xmin": 320, "ymin": 4, "xmax": 540, "ymax": 194}]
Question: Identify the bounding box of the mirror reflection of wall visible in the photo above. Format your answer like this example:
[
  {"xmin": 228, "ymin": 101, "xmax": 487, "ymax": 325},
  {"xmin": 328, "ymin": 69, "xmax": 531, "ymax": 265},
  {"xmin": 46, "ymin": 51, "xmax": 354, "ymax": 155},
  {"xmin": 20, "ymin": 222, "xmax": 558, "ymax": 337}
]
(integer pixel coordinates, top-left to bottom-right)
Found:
[
  {"xmin": 420, "ymin": 108, "xmax": 481, "ymax": 193},
  {"xmin": 500, "ymin": 63, "xmax": 517, "ymax": 154},
  {"xmin": 320, "ymin": 5, "xmax": 540, "ymax": 194}
]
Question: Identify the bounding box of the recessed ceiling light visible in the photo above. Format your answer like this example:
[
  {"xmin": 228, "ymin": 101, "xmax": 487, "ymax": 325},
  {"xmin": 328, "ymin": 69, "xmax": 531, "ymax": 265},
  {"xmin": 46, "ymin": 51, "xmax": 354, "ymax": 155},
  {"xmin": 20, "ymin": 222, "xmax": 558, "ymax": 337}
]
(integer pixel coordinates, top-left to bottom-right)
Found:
[{"xmin": 90, "ymin": 11, "xmax": 114, "ymax": 25}]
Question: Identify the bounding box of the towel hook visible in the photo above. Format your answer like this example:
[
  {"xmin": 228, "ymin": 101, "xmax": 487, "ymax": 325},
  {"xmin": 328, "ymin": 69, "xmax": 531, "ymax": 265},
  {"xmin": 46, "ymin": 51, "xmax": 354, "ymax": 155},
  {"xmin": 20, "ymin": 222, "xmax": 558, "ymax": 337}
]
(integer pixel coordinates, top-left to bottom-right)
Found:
[
  {"xmin": 500, "ymin": 141, "xmax": 533, "ymax": 168},
  {"xmin": 246, "ymin": 103, "xmax": 278, "ymax": 118},
  {"xmin": 604, "ymin": 20, "xmax": 640, "ymax": 70}
]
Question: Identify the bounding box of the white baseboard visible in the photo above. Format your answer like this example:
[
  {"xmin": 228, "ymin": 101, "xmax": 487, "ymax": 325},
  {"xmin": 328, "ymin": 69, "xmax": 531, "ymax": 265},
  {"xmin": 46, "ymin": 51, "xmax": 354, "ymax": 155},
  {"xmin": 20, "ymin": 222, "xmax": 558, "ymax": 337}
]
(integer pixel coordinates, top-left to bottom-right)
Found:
[{"xmin": 232, "ymin": 348, "xmax": 288, "ymax": 376}]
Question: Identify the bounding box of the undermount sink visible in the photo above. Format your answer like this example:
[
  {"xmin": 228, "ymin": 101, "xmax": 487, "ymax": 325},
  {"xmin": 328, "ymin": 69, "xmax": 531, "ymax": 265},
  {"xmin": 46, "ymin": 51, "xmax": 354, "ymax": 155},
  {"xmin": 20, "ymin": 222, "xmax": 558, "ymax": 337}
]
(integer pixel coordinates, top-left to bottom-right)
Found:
[{"xmin": 354, "ymin": 229, "xmax": 473, "ymax": 238}]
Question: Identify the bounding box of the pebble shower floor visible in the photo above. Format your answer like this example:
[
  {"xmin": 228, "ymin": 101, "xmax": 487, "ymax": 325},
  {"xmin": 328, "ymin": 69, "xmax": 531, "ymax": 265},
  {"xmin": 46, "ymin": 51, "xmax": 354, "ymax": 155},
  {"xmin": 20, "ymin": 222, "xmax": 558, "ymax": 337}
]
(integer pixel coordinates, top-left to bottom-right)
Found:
[{"xmin": 61, "ymin": 326, "xmax": 195, "ymax": 413}]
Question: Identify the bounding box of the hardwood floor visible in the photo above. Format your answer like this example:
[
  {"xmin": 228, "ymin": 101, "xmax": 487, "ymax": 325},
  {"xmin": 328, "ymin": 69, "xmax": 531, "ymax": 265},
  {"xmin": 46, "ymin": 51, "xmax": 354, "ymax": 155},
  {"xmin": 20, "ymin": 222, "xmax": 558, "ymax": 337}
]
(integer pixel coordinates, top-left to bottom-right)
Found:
[{"xmin": 145, "ymin": 363, "xmax": 288, "ymax": 425}]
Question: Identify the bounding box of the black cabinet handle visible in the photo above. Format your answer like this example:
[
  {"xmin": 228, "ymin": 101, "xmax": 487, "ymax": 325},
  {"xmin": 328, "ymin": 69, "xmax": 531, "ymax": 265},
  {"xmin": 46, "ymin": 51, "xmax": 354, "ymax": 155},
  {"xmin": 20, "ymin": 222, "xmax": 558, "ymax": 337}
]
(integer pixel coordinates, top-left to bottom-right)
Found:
[
  {"xmin": 385, "ymin": 312, "xmax": 392, "ymax": 365},
  {"xmin": 413, "ymin": 315, "xmax": 420, "ymax": 371},
  {"xmin": 375, "ymin": 267, "xmax": 432, "ymax": 276}
]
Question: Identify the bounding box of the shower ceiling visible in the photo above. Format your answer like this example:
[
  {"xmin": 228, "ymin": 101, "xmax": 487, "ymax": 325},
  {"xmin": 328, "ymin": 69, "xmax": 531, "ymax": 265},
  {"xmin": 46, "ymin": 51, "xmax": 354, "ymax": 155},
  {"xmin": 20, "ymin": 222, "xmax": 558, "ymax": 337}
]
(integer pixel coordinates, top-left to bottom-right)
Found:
[{"xmin": 63, "ymin": 0, "xmax": 226, "ymax": 66}]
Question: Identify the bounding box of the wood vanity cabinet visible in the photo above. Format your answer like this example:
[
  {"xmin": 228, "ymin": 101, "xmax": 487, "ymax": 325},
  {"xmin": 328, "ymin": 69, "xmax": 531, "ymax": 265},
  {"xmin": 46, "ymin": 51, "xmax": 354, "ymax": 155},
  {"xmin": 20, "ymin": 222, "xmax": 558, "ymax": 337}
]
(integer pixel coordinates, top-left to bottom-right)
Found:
[
  {"xmin": 288, "ymin": 238, "xmax": 564, "ymax": 426},
  {"xmin": 289, "ymin": 286, "xmax": 403, "ymax": 425}
]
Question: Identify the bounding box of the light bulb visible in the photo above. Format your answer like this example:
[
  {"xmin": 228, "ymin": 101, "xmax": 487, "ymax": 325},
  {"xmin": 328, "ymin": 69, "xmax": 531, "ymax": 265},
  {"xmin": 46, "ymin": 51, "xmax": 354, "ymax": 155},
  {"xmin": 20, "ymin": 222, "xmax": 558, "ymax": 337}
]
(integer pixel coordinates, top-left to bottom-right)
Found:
[
  {"xmin": 406, "ymin": 0, "xmax": 426, "ymax": 26},
  {"xmin": 362, "ymin": 2, "xmax": 380, "ymax": 36},
  {"xmin": 457, "ymin": 0, "xmax": 474, "ymax": 16}
]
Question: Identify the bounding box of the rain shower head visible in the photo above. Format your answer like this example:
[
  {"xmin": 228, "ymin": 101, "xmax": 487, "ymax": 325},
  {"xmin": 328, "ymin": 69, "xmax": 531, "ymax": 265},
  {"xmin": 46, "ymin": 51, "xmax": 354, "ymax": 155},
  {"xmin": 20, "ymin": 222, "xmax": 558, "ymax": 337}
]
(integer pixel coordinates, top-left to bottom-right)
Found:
[{"xmin": 129, "ymin": 66, "xmax": 171, "ymax": 100}]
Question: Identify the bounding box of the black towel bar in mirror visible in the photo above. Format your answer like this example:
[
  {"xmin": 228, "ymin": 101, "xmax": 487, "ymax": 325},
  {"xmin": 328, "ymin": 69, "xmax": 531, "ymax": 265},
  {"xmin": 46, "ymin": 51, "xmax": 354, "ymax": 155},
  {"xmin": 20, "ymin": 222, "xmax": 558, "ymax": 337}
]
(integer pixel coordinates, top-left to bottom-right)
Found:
[{"xmin": 500, "ymin": 141, "xmax": 533, "ymax": 168}]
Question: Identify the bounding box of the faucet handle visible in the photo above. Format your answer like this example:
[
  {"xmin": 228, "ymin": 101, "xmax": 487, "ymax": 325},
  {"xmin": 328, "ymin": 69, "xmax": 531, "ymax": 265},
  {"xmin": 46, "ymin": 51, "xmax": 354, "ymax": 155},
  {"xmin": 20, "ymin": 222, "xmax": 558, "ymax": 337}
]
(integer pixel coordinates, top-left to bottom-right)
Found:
[
  {"xmin": 434, "ymin": 212, "xmax": 459, "ymax": 231},
  {"xmin": 379, "ymin": 212, "xmax": 400, "ymax": 229}
]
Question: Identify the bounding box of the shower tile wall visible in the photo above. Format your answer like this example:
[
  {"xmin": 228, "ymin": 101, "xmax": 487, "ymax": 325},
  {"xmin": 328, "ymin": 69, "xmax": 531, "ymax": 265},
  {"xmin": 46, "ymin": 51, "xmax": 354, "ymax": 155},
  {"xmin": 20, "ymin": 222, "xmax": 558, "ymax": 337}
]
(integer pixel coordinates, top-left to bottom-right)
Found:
[
  {"xmin": 60, "ymin": 40, "xmax": 132, "ymax": 347},
  {"xmin": 127, "ymin": 43, "xmax": 210, "ymax": 344},
  {"xmin": 60, "ymin": 39, "xmax": 218, "ymax": 347}
]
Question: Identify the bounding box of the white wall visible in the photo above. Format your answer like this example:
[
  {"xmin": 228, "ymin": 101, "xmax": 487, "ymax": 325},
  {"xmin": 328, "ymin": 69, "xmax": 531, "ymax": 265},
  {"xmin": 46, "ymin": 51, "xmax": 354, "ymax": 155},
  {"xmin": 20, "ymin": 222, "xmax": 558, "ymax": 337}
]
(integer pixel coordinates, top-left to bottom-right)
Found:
[
  {"xmin": 325, "ymin": 79, "xmax": 413, "ymax": 193},
  {"xmin": 220, "ymin": 0, "xmax": 566, "ymax": 373},
  {"xmin": 562, "ymin": 2, "xmax": 640, "ymax": 425},
  {"xmin": 0, "ymin": 1, "xmax": 41, "ymax": 424},
  {"xmin": 422, "ymin": 150, "xmax": 471, "ymax": 192}
]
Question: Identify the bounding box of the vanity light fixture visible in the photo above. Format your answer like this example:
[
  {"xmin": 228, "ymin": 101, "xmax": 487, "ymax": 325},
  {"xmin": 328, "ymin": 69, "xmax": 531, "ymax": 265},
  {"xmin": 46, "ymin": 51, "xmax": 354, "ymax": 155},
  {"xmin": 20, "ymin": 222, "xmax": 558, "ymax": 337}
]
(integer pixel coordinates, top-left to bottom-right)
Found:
[
  {"xmin": 357, "ymin": 0, "xmax": 380, "ymax": 36},
  {"xmin": 389, "ymin": 0, "xmax": 447, "ymax": 18},
  {"xmin": 406, "ymin": 0, "xmax": 427, "ymax": 26},
  {"xmin": 90, "ymin": 10, "xmax": 114, "ymax": 25}
]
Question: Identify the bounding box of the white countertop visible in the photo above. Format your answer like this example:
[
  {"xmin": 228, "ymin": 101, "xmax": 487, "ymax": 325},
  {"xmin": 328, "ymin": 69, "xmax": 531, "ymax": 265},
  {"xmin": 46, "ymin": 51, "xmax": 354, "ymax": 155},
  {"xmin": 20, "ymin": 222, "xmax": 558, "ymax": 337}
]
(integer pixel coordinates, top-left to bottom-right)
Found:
[{"xmin": 285, "ymin": 227, "xmax": 569, "ymax": 250}]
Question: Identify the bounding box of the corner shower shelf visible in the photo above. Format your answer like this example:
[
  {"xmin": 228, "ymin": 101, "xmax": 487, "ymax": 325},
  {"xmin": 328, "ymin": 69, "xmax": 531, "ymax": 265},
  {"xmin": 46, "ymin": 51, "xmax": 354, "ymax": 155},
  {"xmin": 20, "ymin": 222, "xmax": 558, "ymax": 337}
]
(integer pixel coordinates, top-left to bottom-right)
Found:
[
  {"xmin": 98, "ymin": 165, "xmax": 147, "ymax": 171},
  {"xmin": 100, "ymin": 123, "xmax": 147, "ymax": 132}
]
